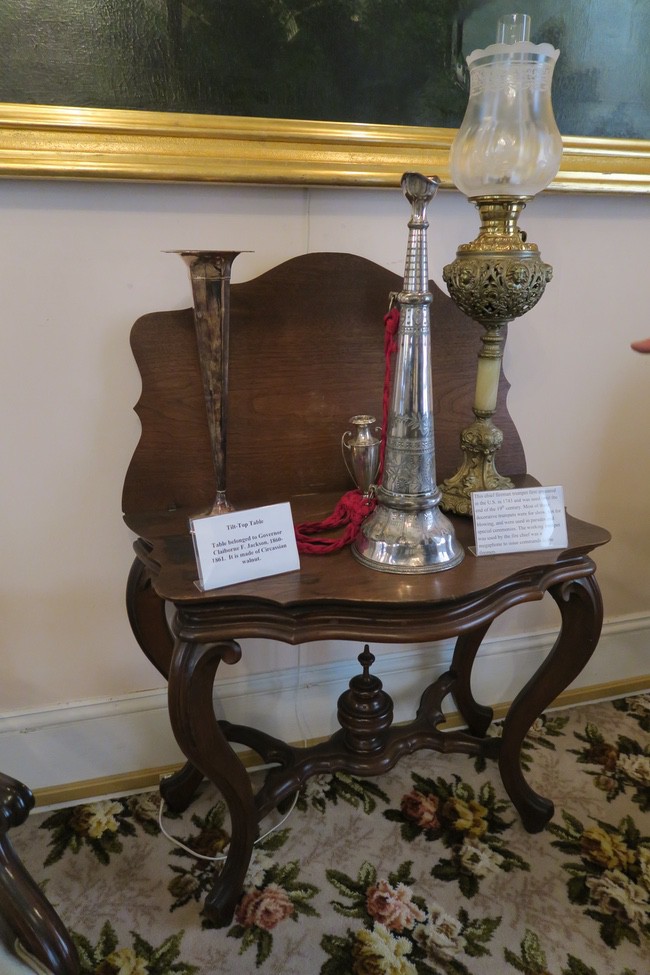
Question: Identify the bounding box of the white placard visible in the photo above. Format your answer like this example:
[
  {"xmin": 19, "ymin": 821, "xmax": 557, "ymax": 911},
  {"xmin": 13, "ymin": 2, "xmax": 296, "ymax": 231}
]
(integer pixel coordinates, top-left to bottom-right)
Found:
[
  {"xmin": 471, "ymin": 486, "xmax": 568, "ymax": 556},
  {"xmin": 190, "ymin": 502, "xmax": 300, "ymax": 591}
]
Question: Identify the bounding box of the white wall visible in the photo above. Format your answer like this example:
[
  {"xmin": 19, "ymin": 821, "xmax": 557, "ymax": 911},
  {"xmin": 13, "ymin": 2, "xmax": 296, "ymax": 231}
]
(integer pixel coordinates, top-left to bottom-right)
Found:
[{"xmin": 1, "ymin": 177, "xmax": 649, "ymax": 788}]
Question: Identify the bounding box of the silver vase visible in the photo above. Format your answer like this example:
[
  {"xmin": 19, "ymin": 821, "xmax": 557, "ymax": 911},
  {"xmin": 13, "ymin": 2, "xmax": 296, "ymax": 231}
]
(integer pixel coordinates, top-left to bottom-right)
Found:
[
  {"xmin": 172, "ymin": 249, "xmax": 242, "ymax": 515},
  {"xmin": 342, "ymin": 415, "xmax": 381, "ymax": 497}
]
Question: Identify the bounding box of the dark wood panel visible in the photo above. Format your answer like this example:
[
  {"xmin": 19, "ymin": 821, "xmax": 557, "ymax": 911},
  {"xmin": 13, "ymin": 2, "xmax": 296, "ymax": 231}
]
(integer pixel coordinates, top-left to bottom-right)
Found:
[{"xmin": 123, "ymin": 252, "xmax": 525, "ymax": 523}]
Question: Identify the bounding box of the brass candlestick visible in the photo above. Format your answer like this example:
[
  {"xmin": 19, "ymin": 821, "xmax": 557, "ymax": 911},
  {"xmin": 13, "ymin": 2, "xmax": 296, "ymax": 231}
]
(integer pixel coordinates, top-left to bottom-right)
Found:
[{"xmin": 438, "ymin": 198, "xmax": 553, "ymax": 515}]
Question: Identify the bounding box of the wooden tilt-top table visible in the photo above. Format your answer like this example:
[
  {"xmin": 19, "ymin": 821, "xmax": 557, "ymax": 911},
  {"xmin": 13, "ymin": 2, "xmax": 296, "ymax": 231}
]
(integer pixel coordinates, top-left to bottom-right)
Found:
[{"xmin": 122, "ymin": 252, "xmax": 609, "ymax": 924}]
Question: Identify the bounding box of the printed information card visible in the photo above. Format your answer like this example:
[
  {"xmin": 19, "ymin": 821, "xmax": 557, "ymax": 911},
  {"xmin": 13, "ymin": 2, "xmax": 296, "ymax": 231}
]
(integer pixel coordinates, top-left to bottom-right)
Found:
[
  {"xmin": 190, "ymin": 502, "xmax": 300, "ymax": 591},
  {"xmin": 471, "ymin": 485, "xmax": 568, "ymax": 557}
]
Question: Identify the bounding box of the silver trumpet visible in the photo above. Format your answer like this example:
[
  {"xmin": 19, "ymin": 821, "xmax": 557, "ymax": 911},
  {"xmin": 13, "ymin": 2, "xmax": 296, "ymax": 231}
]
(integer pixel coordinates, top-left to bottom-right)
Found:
[{"xmin": 353, "ymin": 173, "xmax": 464, "ymax": 573}]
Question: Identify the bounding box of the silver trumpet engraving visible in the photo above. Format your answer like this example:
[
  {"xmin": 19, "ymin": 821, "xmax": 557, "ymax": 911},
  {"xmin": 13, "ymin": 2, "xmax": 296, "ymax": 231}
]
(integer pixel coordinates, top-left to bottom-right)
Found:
[
  {"xmin": 353, "ymin": 173, "xmax": 464, "ymax": 573},
  {"xmin": 341, "ymin": 415, "xmax": 381, "ymax": 497}
]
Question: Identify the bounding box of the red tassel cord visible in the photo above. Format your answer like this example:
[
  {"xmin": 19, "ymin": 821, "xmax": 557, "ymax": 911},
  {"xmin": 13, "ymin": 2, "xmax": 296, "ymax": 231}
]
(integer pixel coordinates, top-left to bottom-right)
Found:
[
  {"xmin": 294, "ymin": 304, "xmax": 400, "ymax": 554},
  {"xmin": 294, "ymin": 489, "xmax": 377, "ymax": 554},
  {"xmin": 379, "ymin": 303, "xmax": 400, "ymax": 482}
]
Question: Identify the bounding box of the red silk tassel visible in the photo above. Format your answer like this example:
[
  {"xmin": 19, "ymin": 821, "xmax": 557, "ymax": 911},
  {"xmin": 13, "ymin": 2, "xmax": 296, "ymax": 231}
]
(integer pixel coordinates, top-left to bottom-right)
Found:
[
  {"xmin": 294, "ymin": 305, "xmax": 400, "ymax": 554},
  {"xmin": 294, "ymin": 489, "xmax": 377, "ymax": 554},
  {"xmin": 379, "ymin": 304, "xmax": 400, "ymax": 482}
]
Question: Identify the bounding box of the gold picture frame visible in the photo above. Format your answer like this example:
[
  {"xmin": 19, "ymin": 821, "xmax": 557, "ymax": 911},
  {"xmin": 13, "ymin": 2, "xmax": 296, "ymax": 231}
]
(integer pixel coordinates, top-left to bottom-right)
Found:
[{"xmin": 1, "ymin": 101, "xmax": 649, "ymax": 193}]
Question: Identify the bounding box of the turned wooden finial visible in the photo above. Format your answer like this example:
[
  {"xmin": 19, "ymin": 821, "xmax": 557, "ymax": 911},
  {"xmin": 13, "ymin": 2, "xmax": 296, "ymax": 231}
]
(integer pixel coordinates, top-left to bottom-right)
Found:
[{"xmin": 337, "ymin": 646, "xmax": 394, "ymax": 754}]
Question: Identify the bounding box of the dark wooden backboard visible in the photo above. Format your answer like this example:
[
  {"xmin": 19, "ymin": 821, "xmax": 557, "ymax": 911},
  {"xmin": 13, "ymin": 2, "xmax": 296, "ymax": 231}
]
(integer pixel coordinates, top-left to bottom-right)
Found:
[{"xmin": 122, "ymin": 252, "xmax": 526, "ymax": 524}]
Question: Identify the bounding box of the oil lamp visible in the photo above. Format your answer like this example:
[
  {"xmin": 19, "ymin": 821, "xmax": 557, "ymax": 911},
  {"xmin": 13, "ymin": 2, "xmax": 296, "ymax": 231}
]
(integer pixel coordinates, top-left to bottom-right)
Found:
[{"xmin": 439, "ymin": 13, "xmax": 562, "ymax": 515}]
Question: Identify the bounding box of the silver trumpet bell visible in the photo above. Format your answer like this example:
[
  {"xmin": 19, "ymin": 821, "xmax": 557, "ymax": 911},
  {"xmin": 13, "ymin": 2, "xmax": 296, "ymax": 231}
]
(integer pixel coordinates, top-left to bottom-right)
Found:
[{"xmin": 353, "ymin": 173, "xmax": 464, "ymax": 573}]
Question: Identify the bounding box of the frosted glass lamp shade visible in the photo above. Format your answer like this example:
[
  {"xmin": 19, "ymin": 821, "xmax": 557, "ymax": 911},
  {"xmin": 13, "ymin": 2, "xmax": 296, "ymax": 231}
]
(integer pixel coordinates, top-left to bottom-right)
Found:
[{"xmin": 450, "ymin": 39, "xmax": 562, "ymax": 199}]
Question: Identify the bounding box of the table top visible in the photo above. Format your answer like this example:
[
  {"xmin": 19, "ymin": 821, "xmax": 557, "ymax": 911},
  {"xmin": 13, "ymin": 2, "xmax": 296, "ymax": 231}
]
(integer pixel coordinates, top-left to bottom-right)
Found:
[{"xmin": 132, "ymin": 479, "xmax": 610, "ymax": 644}]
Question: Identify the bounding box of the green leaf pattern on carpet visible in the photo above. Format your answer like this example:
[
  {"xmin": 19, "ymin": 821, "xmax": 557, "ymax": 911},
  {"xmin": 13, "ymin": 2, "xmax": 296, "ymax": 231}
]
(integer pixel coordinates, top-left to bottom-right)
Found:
[{"xmin": 11, "ymin": 694, "xmax": 650, "ymax": 974}]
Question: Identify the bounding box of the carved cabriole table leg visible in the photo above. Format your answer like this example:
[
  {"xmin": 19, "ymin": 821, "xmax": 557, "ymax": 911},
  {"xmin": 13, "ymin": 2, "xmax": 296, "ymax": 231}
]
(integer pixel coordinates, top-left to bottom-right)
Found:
[
  {"xmin": 126, "ymin": 553, "xmax": 205, "ymax": 804},
  {"xmin": 126, "ymin": 554, "xmax": 174, "ymax": 679},
  {"xmin": 449, "ymin": 621, "xmax": 495, "ymax": 736},
  {"xmin": 157, "ymin": 569, "xmax": 604, "ymax": 922},
  {"xmin": 498, "ymin": 573, "xmax": 604, "ymax": 831},
  {"xmin": 164, "ymin": 635, "xmax": 258, "ymax": 927}
]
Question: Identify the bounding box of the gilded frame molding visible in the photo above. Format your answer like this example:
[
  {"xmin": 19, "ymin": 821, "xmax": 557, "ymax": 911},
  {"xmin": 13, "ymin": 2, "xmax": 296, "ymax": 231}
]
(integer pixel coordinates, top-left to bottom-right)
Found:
[{"xmin": 2, "ymin": 102, "xmax": 649, "ymax": 193}]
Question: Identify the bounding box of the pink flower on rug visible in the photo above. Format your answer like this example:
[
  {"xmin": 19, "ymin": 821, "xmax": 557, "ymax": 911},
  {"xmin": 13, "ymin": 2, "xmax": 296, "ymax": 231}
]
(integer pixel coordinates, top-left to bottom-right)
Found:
[
  {"xmin": 400, "ymin": 789, "xmax": 440, "ymax": 830},
  {"xmin": 235, "ymin": 883, "xmax": 295, "ymax": 930},
  {"xmin": 366, "ymin": 879, "xmax": 426, "ymax": 933}
]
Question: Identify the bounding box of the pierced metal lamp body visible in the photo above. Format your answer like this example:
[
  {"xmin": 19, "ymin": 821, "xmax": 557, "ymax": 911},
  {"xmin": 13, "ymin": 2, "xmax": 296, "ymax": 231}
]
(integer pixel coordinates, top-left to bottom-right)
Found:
[{"xmin": 439, "ymin": 199, "xmax": 553, "ymax": 516}]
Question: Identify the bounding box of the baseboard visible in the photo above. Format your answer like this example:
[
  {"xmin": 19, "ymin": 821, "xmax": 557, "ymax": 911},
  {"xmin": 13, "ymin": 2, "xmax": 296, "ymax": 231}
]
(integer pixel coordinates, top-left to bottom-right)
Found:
[
  {"xmin": 31, "ymin": 673, "xmax": 650, "ymax": 810},
  {"xmin": 1, "ymin": 614, "xmax": 648, "ymax": 804}
]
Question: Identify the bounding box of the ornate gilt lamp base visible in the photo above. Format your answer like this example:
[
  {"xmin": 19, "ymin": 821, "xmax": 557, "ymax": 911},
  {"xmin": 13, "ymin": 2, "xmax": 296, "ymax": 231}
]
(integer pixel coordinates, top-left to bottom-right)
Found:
[
  {"xmin": 438, "ymin": 417, "xmax": 512, "ymax": 517},
  {"xmin": 439, "ymin": 198, "xmax": 553, "ymax": 515}
]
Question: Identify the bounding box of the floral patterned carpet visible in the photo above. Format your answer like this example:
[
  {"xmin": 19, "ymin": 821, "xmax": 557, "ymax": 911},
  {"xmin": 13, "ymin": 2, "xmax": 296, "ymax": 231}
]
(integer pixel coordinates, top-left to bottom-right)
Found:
[{"xmin": 12, "ymin": 693, "xmax": 650, "ymax": 975}]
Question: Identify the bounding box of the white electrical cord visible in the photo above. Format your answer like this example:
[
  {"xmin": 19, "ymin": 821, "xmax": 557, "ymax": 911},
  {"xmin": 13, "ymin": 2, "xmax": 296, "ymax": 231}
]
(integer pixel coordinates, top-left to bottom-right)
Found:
[
  {"xmin": 157, "ymin": 788, "xmax": 299, "ymax": 862},
  {"xmin": 158, "ymin": 643, "xmax": 309, "ymax": 863}
]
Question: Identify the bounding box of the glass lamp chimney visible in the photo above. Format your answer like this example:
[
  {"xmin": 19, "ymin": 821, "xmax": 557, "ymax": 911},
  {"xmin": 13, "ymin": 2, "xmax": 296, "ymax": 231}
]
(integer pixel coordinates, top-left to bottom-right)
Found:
[{"xmin": 450, "ymin": 13, "xmax": 562, "ymax": 199}]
